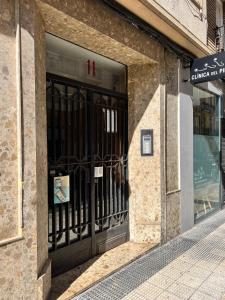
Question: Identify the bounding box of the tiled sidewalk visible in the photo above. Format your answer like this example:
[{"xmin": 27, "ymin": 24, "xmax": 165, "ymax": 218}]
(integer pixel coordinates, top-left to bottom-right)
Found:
[{"xmin": 74, "ymin": 209, "xmax": 225, "ymax": 300}]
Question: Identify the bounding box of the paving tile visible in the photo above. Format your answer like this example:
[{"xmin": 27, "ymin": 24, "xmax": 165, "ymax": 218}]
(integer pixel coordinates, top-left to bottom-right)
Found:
[
  {"xmin": 210, "ymin": 248, "xmax": 225, "ymax": 258},
  {"xmin": 212, "ymin": 265, "xmax": 225, "ymax": 277},
  {"xmin": 122, "ymin": 291, "xmax": 147, "ymax": 300},
  {"xmin": 178, "ymin": 254, "xmax": 198, "ymax": 265},
  {"xmin": 185, "ymin": 265, "xmax": 212, "ymax": 280},
  {"xmin": 135, "ymin": 282, "xmax": 163, "ymax": 299},
  {"xmin": 157, "ymin": 266, "xmax": 185, "ymax": 280},
  {"xmin": 199, "ymin": 281, "xmax": 225, "ymax": 299},
  {"xmin": 147, "ymin": 273, "xmax": 174, "ymax": 289},
  {"xmin": 219, "ymin": 259, "xmax": 225, "ymax": 267},
  {"xmin": 167, "ymin": 259, "xmax": 194, "ymax": 272},
  {"xmin": 155, "ymin": 291, "xmax": 181, "ymax": 300},
  {"xmin": 194, "ymin": 261, "xmax": 218, "ymax": 272},
  {"xmin": 167, "ymin": 282, "xmax": 195, "ymax": 299},
  {"xmin": 73, "ymin": 210, "xmax": 225, "ymax": 300},
  {"xmin": 177, "ymin": 273, "xmax": 205, "ymax": 289},
  {"xmin": 189, "ymin": 290, "xmax": 217, "ymax": 300},
  {"xmin": 203, "ymin": 274, "xmax": 225, "ymax": 292}
]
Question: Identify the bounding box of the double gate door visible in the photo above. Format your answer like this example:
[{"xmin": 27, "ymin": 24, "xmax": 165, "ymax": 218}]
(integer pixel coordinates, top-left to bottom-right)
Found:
[{"xmin": 47, "ymin": 73, "xmax": 129, "ymax": 275}]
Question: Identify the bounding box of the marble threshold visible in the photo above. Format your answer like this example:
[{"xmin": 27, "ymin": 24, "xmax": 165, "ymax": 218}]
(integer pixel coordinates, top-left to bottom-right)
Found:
[{"xmin": 49, "ymin": 241, "xmax": 158, "ymax": 300}]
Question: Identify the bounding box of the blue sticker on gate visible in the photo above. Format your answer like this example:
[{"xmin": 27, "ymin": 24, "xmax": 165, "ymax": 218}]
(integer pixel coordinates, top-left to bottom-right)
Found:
[{"xmin": 54, "ymin": 175, "xmax": 70, "ymax": 204}]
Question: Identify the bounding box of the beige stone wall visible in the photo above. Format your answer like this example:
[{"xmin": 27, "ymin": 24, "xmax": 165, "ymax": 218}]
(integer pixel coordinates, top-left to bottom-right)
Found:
[
  {"xmin": 0, "ymin": 0, "xmax": 181, "ymax": 298},
  {"xmin": 164, "ymin": 51, "xmax": 181, "ymax": 241},
  {"xmin": 116, "ymin": 0, "xmax": 210, "ymax": 57},
  {"xmin": 34, "ymin": 2, "xmax": 48, "ymax": 277},
  {"xmin": 165, "ymin": 51, "xmax": 179, "ymax": 193},
  {"xmin": 0, "ymin": 0, "xmax": 18, "ymax": 241},
  {"xmin": 38, "ymin": 0, "xmax": 160, "ymax": 65},
  {"xmin": 128, "ymin": 63, "xmax": 163, "ymax": 243},
  {"xmin": 148, "ymin": 0, "xmax": 207, "ymax": 45},
  {"xmin": 0, "ymin": 0, "xmax": 50, "ymax": 299}
]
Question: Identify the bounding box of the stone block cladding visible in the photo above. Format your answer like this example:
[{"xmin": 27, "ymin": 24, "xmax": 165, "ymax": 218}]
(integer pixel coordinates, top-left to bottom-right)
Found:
[{"xmin": 0, "ymin": 0, "xmax": 180, "ymax": 298}]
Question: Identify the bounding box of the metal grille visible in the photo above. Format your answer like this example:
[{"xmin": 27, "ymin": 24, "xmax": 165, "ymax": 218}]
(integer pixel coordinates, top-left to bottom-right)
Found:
[
  {"xmin": 47, "ymin": 79, "xmax": 92, "ymax": 250},
  {"xmin": 93, "ymin": 93, "xmax": 128, "ymax": 234},
  {"xmin": 47, "ymin": 73, "xmax": 128, "ymax": 275}
]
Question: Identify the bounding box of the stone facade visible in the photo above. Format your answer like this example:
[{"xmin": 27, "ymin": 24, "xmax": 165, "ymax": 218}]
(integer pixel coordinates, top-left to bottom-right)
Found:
[
  {"xmin": 0, "ymin": 0, "xmax": 50, "ymax": 299},
  {"xmin": 146, "ymin": 0, "xmax": 208, "ymax": 45},
  {"xmin": 128, "ymin": 63, "xmax": 163, "ymax": 243},
  {"xmin": 0, "ymin": 0, "xmax": 215, "ymax": 299},
  {"xmin": 0, "ymin": 0, "xmax": 18, "ymax": 242},
  {"xmin": 38, "ymin": 0, "xmax": 180, "ymax": 244}
]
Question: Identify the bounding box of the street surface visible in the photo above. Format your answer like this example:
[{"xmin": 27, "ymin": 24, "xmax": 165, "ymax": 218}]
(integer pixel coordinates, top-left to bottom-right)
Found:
[{"xmin": 74, "ymin": 209, "xmax": 225, "ymax": 300}]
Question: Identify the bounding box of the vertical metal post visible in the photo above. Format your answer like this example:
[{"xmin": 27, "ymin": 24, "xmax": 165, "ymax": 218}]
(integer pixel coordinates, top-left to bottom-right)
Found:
[{"xmin": 89, "ymin": 91, "xmax": 96, "ymax": 256}]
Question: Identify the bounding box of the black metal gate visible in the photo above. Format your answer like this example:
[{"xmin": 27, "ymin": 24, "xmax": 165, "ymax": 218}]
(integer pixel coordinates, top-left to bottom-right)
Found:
[{"xmin": 47, "ymin": 73, "xmax": 129, "ymax": 276}]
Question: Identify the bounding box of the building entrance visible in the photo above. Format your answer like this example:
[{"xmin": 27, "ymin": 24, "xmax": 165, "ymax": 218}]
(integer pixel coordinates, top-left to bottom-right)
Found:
[{"xmin": 46, "ymin": 57, "xmax": 128, "ymax": 275}]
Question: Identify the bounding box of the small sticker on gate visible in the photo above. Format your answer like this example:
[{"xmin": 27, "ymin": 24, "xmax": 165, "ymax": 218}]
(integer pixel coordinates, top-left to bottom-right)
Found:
[
  {"xmin": 54, "ymin": 175, "xmax": 70, "ymax": 204},
  {"xmin": 94, "ymin": 167, "xmax": 103, "ymax": 178}
]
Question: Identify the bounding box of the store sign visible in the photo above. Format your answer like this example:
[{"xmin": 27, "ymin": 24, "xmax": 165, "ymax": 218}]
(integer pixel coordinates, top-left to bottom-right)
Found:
[{"xmin": 190, "ymin": 52, "xmax": 225, "ymax": 84}]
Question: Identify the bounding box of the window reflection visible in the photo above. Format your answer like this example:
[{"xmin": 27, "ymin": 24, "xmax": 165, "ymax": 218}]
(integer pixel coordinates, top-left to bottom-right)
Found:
[{"xmin": 193, "ymin": 87, "xmax": 221, "ymax": 221}]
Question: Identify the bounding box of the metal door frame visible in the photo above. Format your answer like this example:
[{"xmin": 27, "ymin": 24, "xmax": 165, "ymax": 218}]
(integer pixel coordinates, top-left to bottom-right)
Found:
[{"xmin": 47, "ymin": 72, "xmax": 129, "ymax": 275}]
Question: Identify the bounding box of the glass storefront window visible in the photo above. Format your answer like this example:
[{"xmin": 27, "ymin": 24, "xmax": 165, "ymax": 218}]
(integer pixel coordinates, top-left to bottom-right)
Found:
[{"xmin": 193, "ymin": 87, "xmax": 221, "ymax": 222}]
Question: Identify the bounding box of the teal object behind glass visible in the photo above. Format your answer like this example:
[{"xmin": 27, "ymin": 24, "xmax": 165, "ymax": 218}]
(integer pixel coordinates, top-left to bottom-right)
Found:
[{"xmin": 193, "ymin": 87, "xmax": 221, "ymax": 222}]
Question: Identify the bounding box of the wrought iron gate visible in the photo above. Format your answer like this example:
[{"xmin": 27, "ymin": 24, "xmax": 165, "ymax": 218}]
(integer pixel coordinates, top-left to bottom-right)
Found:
[{"xmin": 47, "ymin": 73, "xmax": 129, "ymax": 276}]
